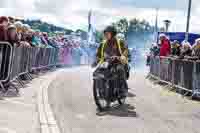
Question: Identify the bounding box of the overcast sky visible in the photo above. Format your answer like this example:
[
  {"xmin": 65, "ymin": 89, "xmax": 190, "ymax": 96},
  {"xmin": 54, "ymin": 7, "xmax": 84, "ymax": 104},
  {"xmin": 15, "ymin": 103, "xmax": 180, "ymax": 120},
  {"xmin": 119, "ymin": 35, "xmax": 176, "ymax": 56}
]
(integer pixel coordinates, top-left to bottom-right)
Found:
[{"xmin": 0, "ymin": 0, "xmax": 200, "ymax": 32}]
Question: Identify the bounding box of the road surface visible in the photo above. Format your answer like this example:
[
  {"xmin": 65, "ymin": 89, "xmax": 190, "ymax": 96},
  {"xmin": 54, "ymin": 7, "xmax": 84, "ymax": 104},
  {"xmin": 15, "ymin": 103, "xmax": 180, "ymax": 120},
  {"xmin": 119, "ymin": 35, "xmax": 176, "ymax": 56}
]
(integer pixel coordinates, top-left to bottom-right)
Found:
[{"xmin": 48, "ymin": 66, "xmax": 200, "ymax": 133}]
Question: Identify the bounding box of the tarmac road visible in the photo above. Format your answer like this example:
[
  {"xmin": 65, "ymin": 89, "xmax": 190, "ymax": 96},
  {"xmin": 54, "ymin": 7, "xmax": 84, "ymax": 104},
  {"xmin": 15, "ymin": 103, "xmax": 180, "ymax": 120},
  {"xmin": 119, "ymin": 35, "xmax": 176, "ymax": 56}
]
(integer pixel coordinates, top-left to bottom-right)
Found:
[{"xmin": 48, "ymin": 66, "xmax": 200, "ymax": 133}]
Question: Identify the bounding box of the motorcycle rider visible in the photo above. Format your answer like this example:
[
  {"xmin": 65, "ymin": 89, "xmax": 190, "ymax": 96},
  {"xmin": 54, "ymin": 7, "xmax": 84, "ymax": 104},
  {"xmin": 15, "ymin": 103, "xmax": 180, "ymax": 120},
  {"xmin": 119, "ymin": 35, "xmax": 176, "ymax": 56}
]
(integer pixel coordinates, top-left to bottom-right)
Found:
[{"xmin": 93, "ymin": 26, "xmax": 129, "ymax": 99}]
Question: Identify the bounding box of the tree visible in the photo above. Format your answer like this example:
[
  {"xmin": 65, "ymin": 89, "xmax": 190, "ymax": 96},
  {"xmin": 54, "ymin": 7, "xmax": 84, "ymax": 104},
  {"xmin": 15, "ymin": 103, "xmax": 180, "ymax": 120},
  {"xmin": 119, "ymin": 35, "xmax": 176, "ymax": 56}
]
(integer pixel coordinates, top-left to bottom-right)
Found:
[
  {"xmin": 111, "ymin": 18, "xmax": 129, "ymax": 38},
  {"xmin": 22, "ymin": 19, "xmax": 73, "ymax": 33},
  {"xmin": 95, "ymin": 30, "xmax": 104, "ymax": 43},
  {"xmin": 128, "ymin": 18, "xmax": 139, "ymax": 33},
  {"xmin": 65, "ymin": 29, "xmax": 73, "ymax": 35},
  {"xmin": 116, "ymin": 18, "xmax": 129, "ymax": 35}
]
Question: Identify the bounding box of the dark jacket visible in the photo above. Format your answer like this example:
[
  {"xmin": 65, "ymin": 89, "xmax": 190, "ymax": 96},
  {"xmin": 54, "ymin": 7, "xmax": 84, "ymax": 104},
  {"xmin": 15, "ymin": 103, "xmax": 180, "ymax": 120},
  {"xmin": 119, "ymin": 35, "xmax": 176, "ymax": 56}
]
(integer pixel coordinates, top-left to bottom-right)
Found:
[
  {"xmin": 96, "ymin": 38, "xmax": 128, "ymax": 64},
  {"xmin": 0, "ymin": 25, "xmax": 7, "ymax": 41}
]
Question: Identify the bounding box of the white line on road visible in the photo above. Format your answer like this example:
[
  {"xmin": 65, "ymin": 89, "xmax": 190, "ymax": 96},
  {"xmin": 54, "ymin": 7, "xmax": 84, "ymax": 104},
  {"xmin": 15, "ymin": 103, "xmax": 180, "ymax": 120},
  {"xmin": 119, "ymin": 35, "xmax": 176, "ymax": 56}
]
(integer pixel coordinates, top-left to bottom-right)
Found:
[
  {"xmin": 3, "ymin": 99, "xmax": 34, "ymax": 108},
  {"xmin": 0, "ymin": 127, "xmax": 17, "ymax": 133},
  {"xmin": 37, "ymin": 70, "xmax": 64, "ymax": 133}
]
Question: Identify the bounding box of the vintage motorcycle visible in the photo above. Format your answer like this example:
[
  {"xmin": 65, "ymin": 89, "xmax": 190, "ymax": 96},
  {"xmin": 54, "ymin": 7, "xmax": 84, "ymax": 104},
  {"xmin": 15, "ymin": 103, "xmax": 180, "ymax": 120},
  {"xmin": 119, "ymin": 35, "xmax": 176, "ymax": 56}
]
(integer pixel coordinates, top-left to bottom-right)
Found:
[{"xmin": 93, "ymin": 56, "xmax": 128, "ymax": 111}]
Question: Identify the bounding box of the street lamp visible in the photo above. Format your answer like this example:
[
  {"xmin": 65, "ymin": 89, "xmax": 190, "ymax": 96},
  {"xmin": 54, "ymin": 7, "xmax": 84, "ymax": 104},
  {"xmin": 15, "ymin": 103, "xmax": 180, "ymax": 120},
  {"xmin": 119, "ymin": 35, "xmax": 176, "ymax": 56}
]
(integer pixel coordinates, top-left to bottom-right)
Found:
[
  {"xmin": 163, "ymin": 20, "xmax": 171, "ymax": 32},
  {"xmin": 185, "ymin": 0, "xmax": 192, "ymax": 41}
]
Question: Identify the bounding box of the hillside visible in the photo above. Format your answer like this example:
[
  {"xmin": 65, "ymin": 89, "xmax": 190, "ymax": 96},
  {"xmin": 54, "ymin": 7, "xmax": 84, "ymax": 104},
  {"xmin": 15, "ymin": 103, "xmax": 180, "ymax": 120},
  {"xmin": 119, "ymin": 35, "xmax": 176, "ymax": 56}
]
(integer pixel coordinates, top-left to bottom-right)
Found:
[{"xmin": 21, "ymin": 19, "xmax": 74, "ymax": 34}]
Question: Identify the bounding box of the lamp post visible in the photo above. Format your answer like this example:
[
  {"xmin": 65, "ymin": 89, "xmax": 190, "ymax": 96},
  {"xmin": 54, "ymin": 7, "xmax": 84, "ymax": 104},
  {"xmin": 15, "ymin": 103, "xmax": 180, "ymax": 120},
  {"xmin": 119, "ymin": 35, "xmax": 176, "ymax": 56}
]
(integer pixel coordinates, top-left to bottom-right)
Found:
[
  {"xmin": 163, "ymin": 20, "xmax": 171, "ymax": 32},
  {"xmin": 185, "ymin": 0, "xmax": 192, "ymax": 41}
]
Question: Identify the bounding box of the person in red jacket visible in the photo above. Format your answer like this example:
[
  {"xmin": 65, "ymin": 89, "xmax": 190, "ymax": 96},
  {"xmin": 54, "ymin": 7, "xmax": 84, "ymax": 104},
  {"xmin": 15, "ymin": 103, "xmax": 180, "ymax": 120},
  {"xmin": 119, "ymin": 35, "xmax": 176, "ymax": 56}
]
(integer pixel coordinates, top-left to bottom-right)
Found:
[
  {"xmin": 0, "ymin": 16, "xmax": 9, "ymax": 41},
  {"xmin": 159, "ymin": 34, "xmax": 171, "ymax": 56}
]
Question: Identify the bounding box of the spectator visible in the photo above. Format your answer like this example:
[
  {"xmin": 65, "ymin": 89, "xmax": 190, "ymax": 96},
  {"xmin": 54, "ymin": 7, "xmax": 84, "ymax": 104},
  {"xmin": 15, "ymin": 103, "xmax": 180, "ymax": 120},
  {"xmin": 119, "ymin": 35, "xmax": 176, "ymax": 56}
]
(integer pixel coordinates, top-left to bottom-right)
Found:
[
  {"xmin": 14, "ymin": 21, "xmax": 23, "ymax": 33},
  {"xmin": 22, "ymin": 24, "xmax": 30, "ymax": 33},
  {"xmin": 192, "ymin": 38, "xmax": 200, "ymax": 57},
  {"xmin": 0, "ymin": 16, "xmax": 9, "ymax": 41},
  {"xmin": 181, "ymin": 41, "xmax": 192, "ymax": 57},
  {"xmin": 41, "ymin": 32, "xmax": 49, "ymax": 47},
  {"xmin": 159, "ymin": 34, "xmax": 171, "ymax": 56},
  {"xmin": 7, "ymin": 25, "xmax": 20, "ymax": 47},
  {"xmin": 24, "ymin": 29, "xmax": 35, "ymax": 46},
  {"xmin": 20, "ymin": 33, "xmax": 32, "ymax": 47},
  {"xmin": 150, "ymin": 43, "xmax": 160, "ymax": 56},
  {"xmin": 49, "ymin": 37, "xmax": 59, "ymax": 48},
  {"xmin": 8, "ymin": 17, "xmax": 15, "ymax": 24},
  {"xmin": 171, "ymin": 40, "xmax": 181, "ymax": 56},
  {"xmin": 0, "ymin": 16, "xmax": 9, "ymax": 27},
  {"xmin": 31, "ymin": 30, "xmax": 44, "ymax": 47},
  {"xmin": 14, "ymin": 21, "xmax": 23, "ymax": 41}
]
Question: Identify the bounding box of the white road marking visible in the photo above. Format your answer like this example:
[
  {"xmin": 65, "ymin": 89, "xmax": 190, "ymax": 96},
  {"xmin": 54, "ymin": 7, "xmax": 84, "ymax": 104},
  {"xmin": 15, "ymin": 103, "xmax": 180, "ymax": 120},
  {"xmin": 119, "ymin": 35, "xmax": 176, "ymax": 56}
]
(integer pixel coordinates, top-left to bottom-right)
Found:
[
  {"xmin": 0, "ymin": 127, "xmax": 17, "ymax": 133},
  {"xmin": 2, "ymin": 99, "xmax": 33, "ymax": 108},
  {"xmin": 37, "ymin": 70, "xmax": 62, "ymax": 133}
]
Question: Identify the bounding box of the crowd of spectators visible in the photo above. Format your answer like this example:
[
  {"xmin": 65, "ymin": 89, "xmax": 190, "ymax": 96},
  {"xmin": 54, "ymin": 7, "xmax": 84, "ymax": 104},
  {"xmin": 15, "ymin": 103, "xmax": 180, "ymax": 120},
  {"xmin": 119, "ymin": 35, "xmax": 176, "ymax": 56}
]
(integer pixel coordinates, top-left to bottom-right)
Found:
[
  {"xmin": 146, "ymin": 33, "xmax": 200, "ymax": 65},
  {"xmin": 149, "ymin": 33, "xmax": 200, "ymax": 60},
  {"xmin": 0, "ymin": 16, "xmax": 99, "ymax": 65},
  {"xmin": 0, "ymin": 16, "xmax": 101, "ymax": 89}
]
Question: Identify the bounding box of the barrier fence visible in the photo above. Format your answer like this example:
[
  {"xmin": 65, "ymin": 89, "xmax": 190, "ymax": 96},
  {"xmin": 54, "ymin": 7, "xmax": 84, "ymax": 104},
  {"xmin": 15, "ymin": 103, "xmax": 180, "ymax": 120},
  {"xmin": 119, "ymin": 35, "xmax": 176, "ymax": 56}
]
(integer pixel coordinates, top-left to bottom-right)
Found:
[
  {"xmin": 150, "ymin": 56, "xmax": 200, "ymax": 97},
  {"xmin": 0, "ymin": 41, "xmax": 91, "ymax": 92}
]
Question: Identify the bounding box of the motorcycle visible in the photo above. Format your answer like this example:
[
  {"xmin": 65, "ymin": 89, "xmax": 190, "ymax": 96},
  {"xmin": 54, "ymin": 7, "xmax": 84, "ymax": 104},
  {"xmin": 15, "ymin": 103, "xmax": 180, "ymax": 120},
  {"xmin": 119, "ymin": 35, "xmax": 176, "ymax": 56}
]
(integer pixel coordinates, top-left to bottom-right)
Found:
[{"xmin": 93, "ymin": 56, "xmax": 128, "ymax": 111}]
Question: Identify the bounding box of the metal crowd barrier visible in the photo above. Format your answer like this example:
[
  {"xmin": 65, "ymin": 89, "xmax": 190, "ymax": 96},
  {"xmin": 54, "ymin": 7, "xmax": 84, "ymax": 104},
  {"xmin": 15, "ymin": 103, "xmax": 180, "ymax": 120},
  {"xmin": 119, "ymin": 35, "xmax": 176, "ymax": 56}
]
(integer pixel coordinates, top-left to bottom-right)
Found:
[
  {"xmin": 150, "ymin": 56, "xmax": 200, "ymax": 97},
  {"xmin": 0, "ymin": 42, "xmax": 13, "ymax": 91},
  {"xmin": 10, "ymin": 47, "xmax": 59, "ymax": 81},
  {"xmin": 0, "ymin": 41, "xmax": 91, "ymax": 92}
]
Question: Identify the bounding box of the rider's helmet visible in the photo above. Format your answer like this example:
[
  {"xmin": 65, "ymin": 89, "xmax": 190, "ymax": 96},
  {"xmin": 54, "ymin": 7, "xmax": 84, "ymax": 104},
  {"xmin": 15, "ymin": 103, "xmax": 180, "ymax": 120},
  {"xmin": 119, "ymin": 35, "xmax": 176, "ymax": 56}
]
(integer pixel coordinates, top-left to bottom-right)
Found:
[{"xmin": 103, "ymin": 26, "xmax": 117, "ymax": 37}]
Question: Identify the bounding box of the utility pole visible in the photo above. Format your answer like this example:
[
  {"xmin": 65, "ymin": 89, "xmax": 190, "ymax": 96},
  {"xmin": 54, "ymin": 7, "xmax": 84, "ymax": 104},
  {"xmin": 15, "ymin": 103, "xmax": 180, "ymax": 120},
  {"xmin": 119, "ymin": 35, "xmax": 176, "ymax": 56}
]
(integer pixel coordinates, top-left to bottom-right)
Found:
[
  {"xmin": 87, "ymin": 10, "xmax": 92, "ymax": 45},
  {"xmin": 88, "ymin": 10, "xmax": 92, "ymax": 34},
  {"xmin": 185, "ymin": 0, "xmax": 192, "ymax": 41},
  {"xmin": 154, "ymin": 8, "xmax": 159, "ymax": 43}
]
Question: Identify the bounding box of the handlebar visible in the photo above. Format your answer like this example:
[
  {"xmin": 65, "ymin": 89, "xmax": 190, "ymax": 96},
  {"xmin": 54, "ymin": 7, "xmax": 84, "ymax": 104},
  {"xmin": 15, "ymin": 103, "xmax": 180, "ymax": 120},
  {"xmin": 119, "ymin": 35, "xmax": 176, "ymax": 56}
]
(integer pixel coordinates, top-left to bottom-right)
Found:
[
  {"xmin": 92, "ymin": 56, "xmax": 122, "ymax": 68},
  {"xmin": 105, "ymin": 56, "xmax": 121, "ymax": 61}
]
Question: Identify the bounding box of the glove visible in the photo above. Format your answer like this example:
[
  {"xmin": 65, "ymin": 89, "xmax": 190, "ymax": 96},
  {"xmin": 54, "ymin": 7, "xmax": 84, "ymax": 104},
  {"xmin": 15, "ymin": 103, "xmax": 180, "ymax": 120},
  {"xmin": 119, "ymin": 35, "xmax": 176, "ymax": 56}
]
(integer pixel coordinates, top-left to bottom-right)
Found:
[
  {"xmin": 120, "ymin": 55, "xmax": 127, "ymax": 64},
  {"xmin": 101, "ymin": 62, "xmax": 109, "ymax": 68}
]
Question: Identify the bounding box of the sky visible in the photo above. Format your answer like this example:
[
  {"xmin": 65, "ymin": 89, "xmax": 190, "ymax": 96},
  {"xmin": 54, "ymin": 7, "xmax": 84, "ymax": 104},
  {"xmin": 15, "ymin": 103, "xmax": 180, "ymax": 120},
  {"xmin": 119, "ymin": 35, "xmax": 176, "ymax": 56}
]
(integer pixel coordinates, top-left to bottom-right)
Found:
[{"xmin": 0, "ymin": 0, "xmax": 200, "ymax": 32}]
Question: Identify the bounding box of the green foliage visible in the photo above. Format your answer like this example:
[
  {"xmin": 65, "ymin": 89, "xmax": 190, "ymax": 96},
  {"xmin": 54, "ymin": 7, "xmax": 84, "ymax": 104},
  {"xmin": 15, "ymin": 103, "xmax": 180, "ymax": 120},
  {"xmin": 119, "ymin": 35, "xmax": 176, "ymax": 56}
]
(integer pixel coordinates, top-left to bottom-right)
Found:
[
  {"xmin": 22, "ymin": 19, "xmax": 73, "ymax": 34},
  {"xmin": 115, "ymin": 18, "xmax": 129, "ymax": 36},
  {"xmin": 106, "ymin": 18, "xmax": 154, "ymax": 40},
  {"xmin": 109, "ymin": 18, "xmax": 155, "ymax": 47},
  {"xmin": 95, "ymin": 30, "xmax": 104, "ymax": 43}
]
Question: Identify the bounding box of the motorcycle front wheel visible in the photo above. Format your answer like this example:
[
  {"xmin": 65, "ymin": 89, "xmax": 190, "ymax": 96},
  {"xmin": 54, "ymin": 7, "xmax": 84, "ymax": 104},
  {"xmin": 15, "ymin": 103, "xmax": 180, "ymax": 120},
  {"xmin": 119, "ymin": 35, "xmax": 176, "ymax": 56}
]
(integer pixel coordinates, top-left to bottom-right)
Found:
[
  {"xmin": 117, "ymin": 80, "xmax": 128, "ymax": 105},
  {"xmin": 93, "ymin": 79, "xmax": 108, "ymax": 111},
  {"xmin": 118, "ymin": 97, "xmax": 126, "ymax": 105}
]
